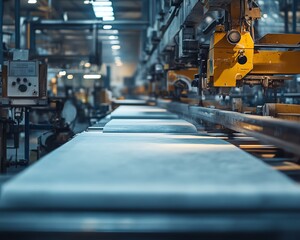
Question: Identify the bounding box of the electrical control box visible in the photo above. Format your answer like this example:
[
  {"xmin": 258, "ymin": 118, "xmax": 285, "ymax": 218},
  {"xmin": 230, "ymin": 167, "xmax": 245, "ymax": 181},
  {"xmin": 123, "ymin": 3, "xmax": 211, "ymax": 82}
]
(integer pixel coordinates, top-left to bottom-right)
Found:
[
  {"xmin": 1, "ymin": 60, "xmax": 47, "ymax": 106},
  {"xmin": 7, "ymin": 61, "xmax": 39, "ymax": 98}
]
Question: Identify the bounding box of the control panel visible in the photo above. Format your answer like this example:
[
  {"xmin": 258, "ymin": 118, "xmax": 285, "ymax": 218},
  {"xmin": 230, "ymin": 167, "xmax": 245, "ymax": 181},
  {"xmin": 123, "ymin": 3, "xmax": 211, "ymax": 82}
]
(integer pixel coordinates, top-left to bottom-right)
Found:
[
  {"xmin": 7, "ymin": 61, "xmax": 40, "ymax": 98},
  {"xmin": 1, "ymin": 60, "xmax": 47, "ymax": 106}
]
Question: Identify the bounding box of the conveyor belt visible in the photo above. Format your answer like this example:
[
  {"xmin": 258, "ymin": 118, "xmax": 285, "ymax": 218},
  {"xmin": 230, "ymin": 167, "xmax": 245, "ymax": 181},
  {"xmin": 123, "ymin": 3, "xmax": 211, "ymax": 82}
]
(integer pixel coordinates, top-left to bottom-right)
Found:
[
  {"xmin": 1, "ymin": 105, "xmax": 300, "ymax": 238},
  {"xmin": 2, "ymin": 131, "xmax": 300, "ymax": 211},
  {"xmin": 103, "ymin": 119, "xmax": 198, "ymax": 133},
  {"xmin": 111, "ymin": 106, "xmax": 179, "ymax": 119},
  {"xmin": 112, "ymin": 99, "xmax": 148, "ymax": 105}
]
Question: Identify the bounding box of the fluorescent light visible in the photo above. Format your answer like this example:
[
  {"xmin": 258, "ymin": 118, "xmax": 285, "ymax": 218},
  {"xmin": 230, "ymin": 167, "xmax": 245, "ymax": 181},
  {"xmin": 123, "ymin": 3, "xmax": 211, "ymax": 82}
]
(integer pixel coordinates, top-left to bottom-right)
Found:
[
  {"xmin": 111, "ymin": 45, "xmax": 121, "ymax": 50},
  {"xmin": 94, "ymin": 11, "xmax": 114, "ymax": 17},
  {"xmin": 93, "ymin": 3, "xmax": 114, "ymax": 18},
  {"xmin": 93, "ymin": 6, "xmax": 113, "ymax": 12},
  {"xmin": 83, "ymin": 74, "xmax": 101, "ymax": 79},
  {"xmin": 83, "ymin": 0, "xmax": 90, "ymax": 4},
  {"xmin": 84, "ymin": 62, "xmax": 91, "ymax": 68},
  {"xmin": 109, "ymin": 35, "xmax": 118, "ymax": 40},
  {"xmin": 103, "ymin": 25, "xmax": 112, "ymax": 30},
  {"xmin": 103, "ymin": 16, "xmax": 115, "ymax": 21},
  {"xmin": 67, "ymin": 75, "xmax": 74, "ymax": 80},
  {"xmin": 28, "ymin": 0, "xmax": 37, "ymax": 4},
  {"xmin": 93, "ymin": 1, "xmax": 112, "ymax": 6},
  {"xmin": 58, "ymin": 70, "xmax": 66, "ymax": 77}
]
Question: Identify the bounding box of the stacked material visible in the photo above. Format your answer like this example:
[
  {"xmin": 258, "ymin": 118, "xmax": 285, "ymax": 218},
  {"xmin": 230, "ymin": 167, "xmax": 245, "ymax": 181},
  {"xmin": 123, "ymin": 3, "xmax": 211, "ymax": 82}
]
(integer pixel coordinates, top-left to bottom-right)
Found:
[
  {"xmin": 111, "ymin": 106, "xmax": 179, "ymax": 119},
  {"xmin": 1, "ymin": 105, "xmax": 300, "ymax": 238}
]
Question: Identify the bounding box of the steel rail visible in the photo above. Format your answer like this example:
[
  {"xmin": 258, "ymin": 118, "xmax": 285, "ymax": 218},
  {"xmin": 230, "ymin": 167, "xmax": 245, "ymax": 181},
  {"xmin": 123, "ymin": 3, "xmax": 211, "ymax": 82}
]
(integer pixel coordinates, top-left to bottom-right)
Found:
[{"xmin": 158, "ymin": 101, "xmax": 300, "ymax": 156}]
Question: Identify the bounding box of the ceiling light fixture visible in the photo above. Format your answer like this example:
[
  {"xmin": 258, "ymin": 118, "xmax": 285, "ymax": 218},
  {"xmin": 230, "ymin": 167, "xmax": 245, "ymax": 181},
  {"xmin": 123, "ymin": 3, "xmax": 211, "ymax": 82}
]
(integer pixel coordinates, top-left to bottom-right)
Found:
[
  {"xmin": 103, "ymin": 25, "xmax": 112, "ymax": 30},
  {"xmin": 111, "ymin": 45, "xmax": 121, "ymax": 50},
  {"xmin": 28, "ymin": 0, "xmax": 37, "ymax": 4},
  {"xmin": 93, "ymin": 6, "xmax": 113, "ymax": 12},
  {"xmin": 83, "ymin": 74, "xmax": 102, "ymax": 79},
  {"xmin": 84, "ymin": 62, "xmax": 91, "ymax": 68},
  {"xmin": 58, "ymin": 71, "xmax": 67, "ymax": 77},
  {"xmin": 109, "ymin": 35, "xmax": 118, "ymax": 40},
  {"xmin": 93, "ymin": 0, "xmax": 114, "ymax": 19},
  {"xmin": 93, "ymin": 2, "xmax": 112, "ymax": 6},
  {"xmin": 95, "ymin": 12, "xmax": 114, "ymax": 18},
  {"xmin": 103, "ymin": 16, "xmax": 115, "ymax": 21}
]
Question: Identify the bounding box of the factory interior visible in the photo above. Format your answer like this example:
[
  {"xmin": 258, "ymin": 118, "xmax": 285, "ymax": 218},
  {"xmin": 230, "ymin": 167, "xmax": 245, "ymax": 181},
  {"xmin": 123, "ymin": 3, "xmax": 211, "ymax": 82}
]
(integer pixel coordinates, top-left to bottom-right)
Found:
[{"xmin": 1, "ymin": 0, "xmax": 300, "ymax": 239}]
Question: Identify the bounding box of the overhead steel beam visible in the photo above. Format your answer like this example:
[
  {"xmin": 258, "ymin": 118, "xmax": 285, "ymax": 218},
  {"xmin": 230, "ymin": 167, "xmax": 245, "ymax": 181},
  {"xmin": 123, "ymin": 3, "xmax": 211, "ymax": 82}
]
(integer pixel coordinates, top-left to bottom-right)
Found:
[
  {"xmin": 62, "ymin": 6, "xmax": 141, "ymax": 12},
  {"xmin": 28, "ymin": 20, "xmax": 149, "ymax": 30},
  {"xmin": 34, "ymin": 54, "xmax": 91, "ymax": 62},
  {"xmin": 158, "ymin": 101, "xmax": 300, "ymax": 157}
]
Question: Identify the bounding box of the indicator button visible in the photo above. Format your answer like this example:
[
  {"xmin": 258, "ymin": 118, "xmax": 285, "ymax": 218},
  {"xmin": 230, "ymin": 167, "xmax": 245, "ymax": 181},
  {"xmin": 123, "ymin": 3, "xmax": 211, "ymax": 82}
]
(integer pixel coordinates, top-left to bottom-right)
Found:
[{"xmin": 18, "ymin": 84, "xmax": 28, "ymax": 92}]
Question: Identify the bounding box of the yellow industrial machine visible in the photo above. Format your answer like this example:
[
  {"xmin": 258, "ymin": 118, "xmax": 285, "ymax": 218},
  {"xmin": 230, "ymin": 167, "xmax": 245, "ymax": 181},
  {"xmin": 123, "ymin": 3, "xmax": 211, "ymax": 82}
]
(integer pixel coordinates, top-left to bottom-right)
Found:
[
  {"xmin": 205, "ymin": 0, "xmax": 300, "ymax": 90},
  {"xmin": 167, "ymin": 68, "xmax": 198, "ymax": 98}
]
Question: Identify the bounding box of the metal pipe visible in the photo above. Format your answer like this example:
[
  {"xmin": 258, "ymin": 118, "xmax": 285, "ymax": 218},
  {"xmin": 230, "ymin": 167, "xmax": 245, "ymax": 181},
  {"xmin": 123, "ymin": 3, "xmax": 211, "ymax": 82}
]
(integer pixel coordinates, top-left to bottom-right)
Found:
[
  {"xmin": 142, "ymin": 0, "xmax": 149, "ymax": 22},
  {"xmin": 254, "ymin": 44, "xmax": 300, "ymax": 49},
  {"xmin": 24, "ymin": 108, "xmax": 30, "ymax": 162},
  {"xmin": 92, "ymin": 24, "xmax": 97, "ymax": 62},
  {"xmin": 284, "ymin": 0, "xmax": 289, "ymax": 33},
  {"xmin": 149, "ymin": 0, "xmax": 153, "ymax": 26},
  {"xmin": 30, "ymin": 24, "xmax": 36, "ymax": 54},
  {"xmin": 140, "ymin": 0, "xmax": 149, "ymax": 56},
  {"xmin": 292, "ymin": 0, "xmax": 297, "ymax": 33},
  {"xmin": 0, "ymin": 0, "xmax": 6, "ymax": 174},
  {"xmin": 15, "ymin": 0, "xmax": 21, "ymax": 49},
  {"xmin": 0, "ymin": 0, "xmax": 3, "ymax": 65},
  {"xmin": 105, "ymin": 65, "xmax": 111, "ymax": 90},
  {"xmin": 158, "ymin": 100, "xmax": 300, "ymax": 157},
  {"xmin": 0, "ymin": 116, "xmax": 7, "ymax": 174},
  {"xmin": 29, "ymin": 20, "xmax": 149, "ymax": 30}
]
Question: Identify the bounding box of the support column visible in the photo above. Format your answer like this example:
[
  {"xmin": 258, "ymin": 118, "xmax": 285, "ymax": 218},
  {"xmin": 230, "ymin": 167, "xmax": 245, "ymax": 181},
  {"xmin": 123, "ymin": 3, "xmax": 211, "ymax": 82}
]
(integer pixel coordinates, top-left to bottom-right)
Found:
[
  {"xmin": 0, "ymin": 0, "xmax": 6, "ymax": 173},
  {"xmin": 105, "ymin": 65, "xmax": 111, "ymax": 90},
  {"xmin": 292, "ymin": 0, "xmax": 297, "ymax": 33},
  {"xmin": 15, "ymin": 0, "xmax": 21, "ymax": 49},
  {"xmin": 24, "ymin": 108, "xmax": 30, "ymax": 162},
  {"xmin": 284, "ymin": 0, "xmax": 289, "ymax": 33},
  {"xmin": 0, "ymin": 0, "xmax": 3, "ymax": 65}
]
